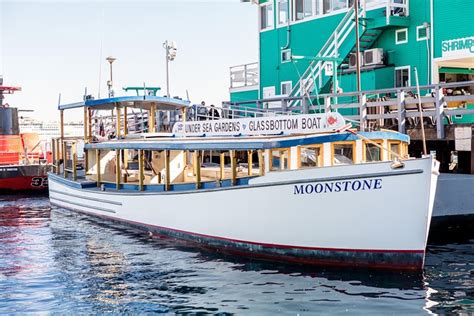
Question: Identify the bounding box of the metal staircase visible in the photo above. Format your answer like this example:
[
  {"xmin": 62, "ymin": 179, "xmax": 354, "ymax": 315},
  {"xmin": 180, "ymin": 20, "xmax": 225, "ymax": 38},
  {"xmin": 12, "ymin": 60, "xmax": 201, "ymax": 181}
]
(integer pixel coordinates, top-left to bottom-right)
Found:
[{"xmin": 287, "ymin": 4, "xmax": 387, "ymax": 110}]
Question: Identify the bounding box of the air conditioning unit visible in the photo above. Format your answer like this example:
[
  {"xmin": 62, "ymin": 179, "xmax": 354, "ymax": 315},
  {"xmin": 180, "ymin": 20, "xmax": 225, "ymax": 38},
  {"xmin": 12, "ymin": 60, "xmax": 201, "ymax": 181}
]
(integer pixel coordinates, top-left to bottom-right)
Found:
[
  {"xmin": 364, "ymin": 48, "xmax": 384, "ymax": 66},
  {"xmin": 348, "ymin": 53, "xmax": 363, "ymax": 69}
]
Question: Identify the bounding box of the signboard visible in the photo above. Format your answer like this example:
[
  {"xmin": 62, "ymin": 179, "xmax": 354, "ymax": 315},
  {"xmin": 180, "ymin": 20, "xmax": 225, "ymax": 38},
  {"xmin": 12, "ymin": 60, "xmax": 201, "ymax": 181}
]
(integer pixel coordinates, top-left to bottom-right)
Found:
[
  {"xmin": 454, "ymin": 127, "xmax": 472, "ymax": 151},
  {"xmin": 172, "ymin": 113, "xmax": 347, "ymax": 137},
  {"xmin": 441, "ymin": 36, "xmax": 474, "ymax": 58},
  {"xmin": 324, "ymin": 62, "xmax": 333, "ymax": 76}
]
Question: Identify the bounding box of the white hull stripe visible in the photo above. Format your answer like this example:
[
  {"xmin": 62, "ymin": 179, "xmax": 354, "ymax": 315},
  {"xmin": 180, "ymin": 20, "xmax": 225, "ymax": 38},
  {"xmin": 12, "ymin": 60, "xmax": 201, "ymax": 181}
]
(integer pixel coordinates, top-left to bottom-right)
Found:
[
  {"xmin": 50, "ymin": 196, "xmax": 116, "ymax": 213},
  {"xmin": 49, "ymin": 188, "xmax": 122, "ymax": 205}
]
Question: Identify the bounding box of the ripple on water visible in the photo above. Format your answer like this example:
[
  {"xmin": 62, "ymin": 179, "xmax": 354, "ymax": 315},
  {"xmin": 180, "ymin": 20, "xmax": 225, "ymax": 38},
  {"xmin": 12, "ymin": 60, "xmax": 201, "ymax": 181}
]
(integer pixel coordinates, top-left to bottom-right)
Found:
[{"xmin": 0, "ymin": 195, "xmax": 473, "ymax": 314}]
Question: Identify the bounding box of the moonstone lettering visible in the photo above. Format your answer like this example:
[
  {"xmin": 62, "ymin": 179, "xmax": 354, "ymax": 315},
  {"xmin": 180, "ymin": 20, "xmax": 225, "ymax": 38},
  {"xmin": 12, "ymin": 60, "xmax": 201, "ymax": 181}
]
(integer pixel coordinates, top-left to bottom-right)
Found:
[{"xmin": 294, "ymin": 178, "xmax": 383, "ymax": 195}]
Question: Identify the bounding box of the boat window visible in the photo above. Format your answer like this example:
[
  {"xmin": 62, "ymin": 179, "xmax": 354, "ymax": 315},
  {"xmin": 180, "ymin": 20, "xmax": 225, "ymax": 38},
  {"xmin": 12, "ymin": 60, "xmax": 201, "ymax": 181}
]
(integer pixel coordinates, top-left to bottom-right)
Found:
[
  {"xmin": 364, "ymin": 141, "xmax": 382, "ymax": 162},
  {"xmin": 300, "ymin": 145, "xmax": 323, "ymax": 168},
  {"xmin": 260, "ymin": 3, "xmax": 274, "ymax": 30},
  {"xmin": 270, "ymin": 148, "xmax": 290, "ymax": 171},
  {"xmin": 389, "ymin": 141, "xmax": 401, "ymax": 160},
  {"xmin": 332, "ymin": 143, "xmax": 354, "ymax": 165}
]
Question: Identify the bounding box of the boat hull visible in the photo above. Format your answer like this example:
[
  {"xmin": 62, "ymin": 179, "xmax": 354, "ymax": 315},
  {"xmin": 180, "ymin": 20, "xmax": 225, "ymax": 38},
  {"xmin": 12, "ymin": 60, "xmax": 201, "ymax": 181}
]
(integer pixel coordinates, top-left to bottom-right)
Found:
[
  {"xmin": 48, "ymin": 157, "xmax": 439, "ymax": 270},
  {"xmin": 0, "ymin": 164, "xmax": 50, "ymax": 192}
]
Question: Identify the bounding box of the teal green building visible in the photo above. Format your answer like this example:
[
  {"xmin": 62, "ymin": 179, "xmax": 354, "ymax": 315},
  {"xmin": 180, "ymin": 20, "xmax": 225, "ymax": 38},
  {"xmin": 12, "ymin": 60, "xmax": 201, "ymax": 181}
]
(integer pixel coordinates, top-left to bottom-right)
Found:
[
  {"xmin": 229, "ymin": 0, "xmax": 474, "ymax": 173},
  {"xmin": 230, "ymin": 0, "xmax": 473, "ymax": 114}
]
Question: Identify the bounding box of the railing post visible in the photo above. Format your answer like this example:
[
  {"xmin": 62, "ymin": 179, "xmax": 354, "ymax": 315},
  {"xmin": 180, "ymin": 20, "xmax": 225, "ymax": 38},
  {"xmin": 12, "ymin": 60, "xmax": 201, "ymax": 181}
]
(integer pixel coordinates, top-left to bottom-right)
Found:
[
  {"xmin": 386, "ymin": 0, "xmax": 390, "ymax": 25},
  {"xmin": 360, "ymin": 93, "xmax": 367, "ymax": 131},
  {"xmin": 244, "ymin": 64, "xmax": 248, "ymax": 87},
  {"xmin": 435, "ymin": 85, "xmax": 445, "ymax": 139},
  {"xmin": 397, "ymin": 90, "xmax": 406, "ymax": 134},
  {"xmin": 281, "ymin": 99, "xmax": 288, "ymax": 113},
  {"xmin": 324, "ymin": 96, "xmax": 331, "ymax": 113},
  {"xmin": 302, "ymin": 97, "xmax": 309, "ymax": 114}
]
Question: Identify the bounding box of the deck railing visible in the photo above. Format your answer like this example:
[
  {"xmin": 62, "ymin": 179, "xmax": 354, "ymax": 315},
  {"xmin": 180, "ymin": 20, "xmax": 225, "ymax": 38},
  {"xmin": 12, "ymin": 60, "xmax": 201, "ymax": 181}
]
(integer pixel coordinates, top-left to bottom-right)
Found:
[
  {"xmin": 223, "ymin": 80, "xmax": 474, "ymax": 139},
  {"xmin": 229, "ymin": 62, "xmax": 259, "ymax": 89}
]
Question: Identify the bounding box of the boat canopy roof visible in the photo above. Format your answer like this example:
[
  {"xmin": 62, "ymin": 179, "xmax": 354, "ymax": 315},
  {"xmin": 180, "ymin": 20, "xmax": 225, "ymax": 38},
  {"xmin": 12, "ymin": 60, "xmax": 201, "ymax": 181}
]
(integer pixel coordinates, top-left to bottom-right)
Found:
[
  {"xmin": 58, "ymin": 96, "xmax": 190, "ymax": 111},
  {"xmin": 84, "ymin": 131, "xmax": 409, "ymax": 151}
]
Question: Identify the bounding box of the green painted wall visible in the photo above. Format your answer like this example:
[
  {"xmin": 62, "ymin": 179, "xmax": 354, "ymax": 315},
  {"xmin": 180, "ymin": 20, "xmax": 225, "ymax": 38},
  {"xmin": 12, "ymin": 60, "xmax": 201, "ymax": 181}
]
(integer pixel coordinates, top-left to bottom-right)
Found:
[
  {"xmin": 230, "ymin": 88, "xmax": 259, "ymax": 107},
  {"xmin": 259, "ymin": 0, "xmax": 436, "ymax": 97},
  {"xmin": 433, "ymin": 0, "xmax": 474, "ymax": 59}
]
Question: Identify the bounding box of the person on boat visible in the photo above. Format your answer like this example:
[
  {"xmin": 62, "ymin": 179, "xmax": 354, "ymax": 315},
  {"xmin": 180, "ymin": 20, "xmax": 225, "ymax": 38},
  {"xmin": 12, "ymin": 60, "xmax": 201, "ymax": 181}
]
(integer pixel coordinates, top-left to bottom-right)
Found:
[
  {"xmin": 208, "ymin": 104, "xmax": 220, "ymax": 120},
  {"xmin": 197, "ymin": 101, "xmax": 208, "ymax": 121}
]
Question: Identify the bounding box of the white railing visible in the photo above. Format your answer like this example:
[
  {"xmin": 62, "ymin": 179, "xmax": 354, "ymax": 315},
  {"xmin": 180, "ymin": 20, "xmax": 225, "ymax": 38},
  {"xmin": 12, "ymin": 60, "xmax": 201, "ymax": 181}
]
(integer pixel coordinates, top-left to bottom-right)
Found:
[
  {"xmin": 386, "ymin": 0, "xmax": 409, "ymax": 24},
  {"xmin": 225, "ymin": 81, "xmax": 474, "ymax": 140},
  {"xmin": 230, "ymin": 62, "xmax": 259, "ymax": 89}
]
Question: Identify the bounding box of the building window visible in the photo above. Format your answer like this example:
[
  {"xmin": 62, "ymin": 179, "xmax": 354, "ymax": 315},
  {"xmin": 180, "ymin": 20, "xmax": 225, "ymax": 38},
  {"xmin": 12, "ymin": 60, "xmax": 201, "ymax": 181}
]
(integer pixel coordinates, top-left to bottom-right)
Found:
[
  {"xmin": 281, "ymin": 81, "xmax": 293, "ymax": 95},
  {"xmin": 278, "ymin": 0, "xmax": 289, "ymax": 25},
  {"xmin": 281, "ymin": 49, "xmax": 292, "ymax": 63},
  {"xmin": 416, "ymin": 25, "xmax": 428, "ymax": 41},
  {"xmin": 294, "ymin": 0, "xmax": 313, "ymax": 21},
  {"xmin": 395, "ymin": 66, "xmax": 410, "ymax": 87},
  {"xmin": 323, "ymin": 0, "xmax": 352, "ymax": 14},
  {"xmin": 364, "ymin": 141, "xmax": 383, "ymax": 162},
  {"xmin": 332, "ymin": 142, "xmax": 355, "ymax": 165},
  {"xmin": 395, "ymin": 28, "xmax": 408, "ymax": 44},
  {"xmin": 260, "ymin": 3, "xmax": 274, "ymax": 30},
  {"xmin": 300, "ymin": 145, "xmax": 323, "ymax": 168}
]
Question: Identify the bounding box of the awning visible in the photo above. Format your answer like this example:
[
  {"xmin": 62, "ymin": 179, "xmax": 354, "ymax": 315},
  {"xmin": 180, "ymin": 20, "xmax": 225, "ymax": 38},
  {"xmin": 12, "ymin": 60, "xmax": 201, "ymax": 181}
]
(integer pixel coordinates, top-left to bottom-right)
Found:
[{"xmin": 439, "ymin": 67, "xmax": 474, "ymax": 75}]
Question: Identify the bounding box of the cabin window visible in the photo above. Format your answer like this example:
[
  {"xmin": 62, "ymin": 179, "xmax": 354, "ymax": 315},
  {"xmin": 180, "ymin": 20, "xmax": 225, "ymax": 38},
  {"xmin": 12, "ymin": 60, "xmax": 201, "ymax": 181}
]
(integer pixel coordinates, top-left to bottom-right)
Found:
[
  {"xmin": 300, "ymin": 145, "xmax": 323, "ymax": 168},
  {"xmin": 260, "ymin": 3, "xmax": 274, "ymax": 30},
  {"xmin": 294, "ymin": 0, "xmax": 313, "ymax": 20},
  {"xmin": 395, "ymin": 66, "xmax": 410, "ymax": 88},
  {"xmin": 278, "ymin": 0, "xmax": 289, "ymax": 24},
  {"xmin": 270, "ymin": 148, "xmax": 290, "ymax": 171},
  {"xmin": 395, "ymin": 28, "xmax": 408, "ymax": 44},
  {"xmin": 332, "ymin": 142, "xmax": 355, "ymax": 165},
  {"xmin": 389, "ymin": 141, "xmax": 401, "ymax": 160},
  {"xmin": 364, "ymin": 141, "xmax": 383, "ymax": 162}
]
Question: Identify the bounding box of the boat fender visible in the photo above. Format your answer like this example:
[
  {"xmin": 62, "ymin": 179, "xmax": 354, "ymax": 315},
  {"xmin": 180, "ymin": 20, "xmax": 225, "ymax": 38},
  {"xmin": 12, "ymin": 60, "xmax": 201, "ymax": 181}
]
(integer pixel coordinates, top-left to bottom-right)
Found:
[{"xmin": 100, "ymin": 184, "xmax": 106, "ymax": 191}]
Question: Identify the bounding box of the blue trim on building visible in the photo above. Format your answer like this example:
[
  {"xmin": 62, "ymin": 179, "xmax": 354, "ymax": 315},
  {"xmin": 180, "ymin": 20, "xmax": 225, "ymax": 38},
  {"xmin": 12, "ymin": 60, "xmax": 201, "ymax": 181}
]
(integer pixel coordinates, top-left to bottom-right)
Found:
[{"xmin": 84, "ymin": 131, "xmax": 409, "ymax": 151}]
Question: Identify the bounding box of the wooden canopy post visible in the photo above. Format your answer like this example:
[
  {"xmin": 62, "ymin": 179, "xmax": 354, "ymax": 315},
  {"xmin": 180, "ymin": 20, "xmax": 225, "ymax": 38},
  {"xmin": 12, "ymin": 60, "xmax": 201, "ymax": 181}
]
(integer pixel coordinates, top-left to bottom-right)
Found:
[
  {"xmin": 62, "ymin": 141, "xmax": 67, "ymax": 177},
  {"xmin": 194, "ymin": 150, "xmax": 201, "ymax": 189},
  {"xmin": 138, "ymin": 149, "xmax": 145, "ymax": 191},
  {"xmin": 96, "ymin": 149, "xmax": 101, "ymax": 187},
  {"xmin": 88, "ymin": 108, "xmax": 92, "ymax": 142},
  {"xmin": 164, "ymin": 150, "xmax": 171, "ymax": 191},
  {"xmin": 115, "ymin": 149, "xmax": 121, "ymax": 190},
  {"xmin": 83, "ymin": 107, "xmax": 89, "ymax": 172},
  {"xmin": 72, "ymin": 142, "xmax": 77, "ymax": 181},
  {"xmin": 258, "ymin": 150, "xmax": 265, "ymax": 176},
  {"xmin": 247, "ymin": 150, "xmax": 253, "ymax": 175},
  {"xmin": 149, "ymin": 104, "xmax": 156, "ymax": 133},
  {"xmin": 230, "ymin": 150, "xmax": 237, "ymax": 185},
  {"xmin": 220, "ymin": 152, "xmax": 225, "ymax": 179},
  {"xmin": 60, "ymin": 109, "xmax": 65, "ymax": 175},
  {"xmin": 115, "ymin": 105, "xmax": 121, "ymax": 138},
  {"xmin": 123, "ymin": 106, "xmax": 128, "ymax": 136}
]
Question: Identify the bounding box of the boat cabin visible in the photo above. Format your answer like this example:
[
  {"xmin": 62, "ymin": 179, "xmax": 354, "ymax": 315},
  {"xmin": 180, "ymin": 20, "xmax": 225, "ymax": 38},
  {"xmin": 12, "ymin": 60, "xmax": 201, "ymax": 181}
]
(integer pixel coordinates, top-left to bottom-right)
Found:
[{"xmin": 51, "ymin": 96, "xmax": 409, "ymax": 192}]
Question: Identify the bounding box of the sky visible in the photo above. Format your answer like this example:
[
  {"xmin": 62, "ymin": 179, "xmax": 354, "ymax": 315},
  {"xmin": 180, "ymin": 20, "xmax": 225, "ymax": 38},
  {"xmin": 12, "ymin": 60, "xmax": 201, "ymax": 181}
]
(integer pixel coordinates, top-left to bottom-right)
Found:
[{"xmin": 0, "ymin": 0, "xmax": 258, "ymax": 121}]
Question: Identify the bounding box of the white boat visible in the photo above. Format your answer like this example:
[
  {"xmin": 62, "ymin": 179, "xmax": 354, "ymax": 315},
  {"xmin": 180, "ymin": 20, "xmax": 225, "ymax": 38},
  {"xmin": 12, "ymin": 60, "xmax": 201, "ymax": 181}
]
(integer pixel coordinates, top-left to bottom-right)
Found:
[{"xmin": 48, "ymin": 96, "xmax": 439, "ymax": 270}]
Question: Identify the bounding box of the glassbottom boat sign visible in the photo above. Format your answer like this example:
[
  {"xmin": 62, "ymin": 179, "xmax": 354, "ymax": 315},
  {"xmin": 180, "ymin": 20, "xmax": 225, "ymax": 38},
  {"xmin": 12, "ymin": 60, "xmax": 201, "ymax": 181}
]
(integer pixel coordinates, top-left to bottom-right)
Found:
[{"xmin": 172, "ymin": 112, "xmax": 347, "ymax": 137}]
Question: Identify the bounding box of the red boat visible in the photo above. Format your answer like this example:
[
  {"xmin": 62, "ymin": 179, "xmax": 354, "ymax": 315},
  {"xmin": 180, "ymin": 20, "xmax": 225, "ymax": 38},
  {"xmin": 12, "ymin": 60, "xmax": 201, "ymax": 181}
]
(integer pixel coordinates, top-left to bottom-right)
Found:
[{"xmin": 0, "ymin": 78, "xmax": 51, "ymax": 192}]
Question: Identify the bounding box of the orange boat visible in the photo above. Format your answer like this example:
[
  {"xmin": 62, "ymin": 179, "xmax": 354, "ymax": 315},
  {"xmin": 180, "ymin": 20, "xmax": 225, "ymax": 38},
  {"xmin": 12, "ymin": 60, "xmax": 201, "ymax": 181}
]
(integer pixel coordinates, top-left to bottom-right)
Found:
[{"xmin": 0, "ymin": 80, "xmax": 51, "ymax": 192}]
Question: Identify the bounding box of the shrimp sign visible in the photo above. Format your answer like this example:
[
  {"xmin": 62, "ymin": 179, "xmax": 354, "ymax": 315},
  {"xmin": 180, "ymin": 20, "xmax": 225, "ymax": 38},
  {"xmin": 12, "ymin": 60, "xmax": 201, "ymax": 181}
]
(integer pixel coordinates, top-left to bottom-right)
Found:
[{"xmin": 172, "ymin": 113, "xmax": 347, "ymax": 137}]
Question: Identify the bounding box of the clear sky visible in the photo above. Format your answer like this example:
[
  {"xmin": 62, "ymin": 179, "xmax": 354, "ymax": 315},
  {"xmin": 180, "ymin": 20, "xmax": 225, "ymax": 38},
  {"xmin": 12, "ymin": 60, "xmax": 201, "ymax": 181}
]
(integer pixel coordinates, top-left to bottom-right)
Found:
[{"xmin": 1, "ymin": 0, "xmax": 258, "ymax": 121}]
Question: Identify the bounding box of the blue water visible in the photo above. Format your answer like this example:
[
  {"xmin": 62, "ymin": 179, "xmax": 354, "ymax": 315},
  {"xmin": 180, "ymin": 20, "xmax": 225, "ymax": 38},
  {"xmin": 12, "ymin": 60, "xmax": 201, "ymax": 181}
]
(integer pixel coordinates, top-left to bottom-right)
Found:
[{"xmin": 0, "ymin": 195, "xmax": 473, "ymax": 314}]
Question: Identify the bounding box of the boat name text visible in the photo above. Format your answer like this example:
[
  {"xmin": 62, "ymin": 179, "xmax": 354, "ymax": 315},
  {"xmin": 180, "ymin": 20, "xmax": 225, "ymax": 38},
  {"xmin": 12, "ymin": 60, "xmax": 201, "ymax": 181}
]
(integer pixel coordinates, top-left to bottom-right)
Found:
[{"xmin": 294, "ymin": 178, "xmax": 382, "ymax": 195}]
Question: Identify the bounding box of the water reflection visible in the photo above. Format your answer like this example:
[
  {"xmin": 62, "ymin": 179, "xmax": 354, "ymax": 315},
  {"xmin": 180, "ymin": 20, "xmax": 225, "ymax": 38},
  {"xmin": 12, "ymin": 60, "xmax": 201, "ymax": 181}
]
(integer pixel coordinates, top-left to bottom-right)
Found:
[{"xmin": 0, "ymin": 196, "xmax": 472, "ymax": 314}]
